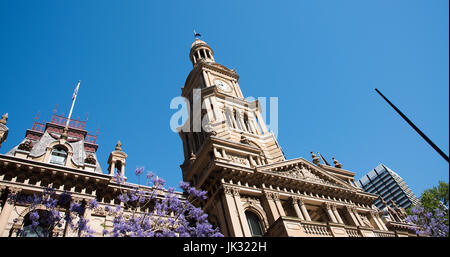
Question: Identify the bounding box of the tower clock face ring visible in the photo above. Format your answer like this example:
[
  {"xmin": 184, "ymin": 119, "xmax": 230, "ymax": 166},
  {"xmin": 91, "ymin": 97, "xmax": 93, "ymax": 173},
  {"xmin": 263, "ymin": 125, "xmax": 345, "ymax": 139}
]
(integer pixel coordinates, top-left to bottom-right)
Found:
[{"xmin": 214, "ymin": 79, "xmax": 232, "ymax": 92}]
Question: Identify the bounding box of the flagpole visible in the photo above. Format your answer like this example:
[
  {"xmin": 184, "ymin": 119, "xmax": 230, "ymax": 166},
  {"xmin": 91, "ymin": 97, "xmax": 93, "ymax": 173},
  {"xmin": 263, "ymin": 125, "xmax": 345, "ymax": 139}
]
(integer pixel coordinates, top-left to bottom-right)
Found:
[
  {"xmin": 65, "ymin": 80, "xmax": 81, "ymax": 129},
  {"xmin": 375, "ymin": 88, "xmax": 449, "ymax": 163}
]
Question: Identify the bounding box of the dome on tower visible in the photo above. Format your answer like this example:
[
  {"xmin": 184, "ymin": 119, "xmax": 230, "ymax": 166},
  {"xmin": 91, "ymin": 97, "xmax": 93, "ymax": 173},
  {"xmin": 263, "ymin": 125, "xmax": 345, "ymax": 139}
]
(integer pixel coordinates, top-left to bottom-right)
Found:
[{"xmin": 189, "ymin": 38, "xmax": 215, "ymax": 65}]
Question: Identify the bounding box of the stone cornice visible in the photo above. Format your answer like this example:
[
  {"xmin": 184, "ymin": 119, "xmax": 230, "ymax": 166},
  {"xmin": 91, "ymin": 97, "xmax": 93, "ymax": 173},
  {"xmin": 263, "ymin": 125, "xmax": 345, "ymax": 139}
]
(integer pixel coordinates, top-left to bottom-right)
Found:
[
  {"xmin": 317, "ymin": 164, "xmax": 355, "ymax": 177},
  {"xmin": 0, "ymin": 154, "xmax": 110, "ymax": 181}
]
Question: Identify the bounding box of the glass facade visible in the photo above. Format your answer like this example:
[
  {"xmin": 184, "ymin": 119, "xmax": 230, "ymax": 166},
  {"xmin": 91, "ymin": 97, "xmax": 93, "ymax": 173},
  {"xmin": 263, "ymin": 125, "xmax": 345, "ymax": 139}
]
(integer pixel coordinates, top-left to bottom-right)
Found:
[{"xmin": 356, "ymin": 164, "xmax": 419, "ymax": 210}]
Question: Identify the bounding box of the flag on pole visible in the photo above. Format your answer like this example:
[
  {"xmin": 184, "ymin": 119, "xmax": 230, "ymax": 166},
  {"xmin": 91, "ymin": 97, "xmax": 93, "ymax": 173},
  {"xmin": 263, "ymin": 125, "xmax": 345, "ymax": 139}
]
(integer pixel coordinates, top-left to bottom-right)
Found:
[
  {"xmin": 72, "ymin": 80, "xmax": 81, "ymax": 100},
  {"xmin": 65, "ymin": 80, "xmax": 81, "ymax": 129}
]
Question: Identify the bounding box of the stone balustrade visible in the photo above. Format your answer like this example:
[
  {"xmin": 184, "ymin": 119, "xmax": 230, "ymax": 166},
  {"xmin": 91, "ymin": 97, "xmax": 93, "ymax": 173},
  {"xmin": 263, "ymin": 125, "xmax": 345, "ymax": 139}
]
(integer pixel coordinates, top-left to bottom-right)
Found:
[
  {"xmin": 301, "ymin": 221, "xmax": 332, "ymax": 237},
  {"xmin": 373, "ymin": 230, "xmax": 396, "ymax": 237},
  {"xmin": 344, "ymin": 226, "xmax": 361, "ymax": 237}
]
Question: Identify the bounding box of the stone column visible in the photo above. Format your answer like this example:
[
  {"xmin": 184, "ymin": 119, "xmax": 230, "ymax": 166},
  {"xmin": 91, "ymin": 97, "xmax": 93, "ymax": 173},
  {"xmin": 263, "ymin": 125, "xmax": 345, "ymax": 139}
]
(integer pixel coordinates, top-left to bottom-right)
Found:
[
  {"xmin": 249, "ymin": 114, "xmax": 261, "ymax": 135},
  {"xmin": 254, "ymin": 111, "xmax": 269, "ymax": 134},
  {"xmin": 209, "ymin": 97, "xmax": 223, "ymax": 123},
  {"xmin": 291, "ymin": 197, "xmax": 304, "ymax": 220},
  {"xmin": 109, "ymin": 161, "xmax": 116, "ymax": 176},
  {"xmin": 221, "ymin": 186, "xmax": 243, "ymax": 237},
  {"xmin": 261, "ymin": 192, "xmax": 280, "ymax": 224},
  {"xmin": 370, "ymin": 211, "xmax": 384, "ymax": 231},
  {"xmin": 0, "ymin": 187, "xmax": 21, "ymax": 237},
  {"xmin": 332, "ymin": 205, "xmax": 344, "ymax": 224},
  {"xmin": 353, "ymin": 208, "xmax": 365, "ymax": 227},
  {"xmin": 324, "ymin": 203, "xmax": 338, "ymax": 223},
  {"xmin": 203, "ymin": 97, "xmax": 215, "ymax": 122},
  {"xmin": 214, "ymin": 194, "xmax": 230, "ymax": 237},
  {"xmin": 236, "ymin": 110, "xmax": 247, "ymax": 132},
  {"xmin": 232, "ymin": 188, "xmax": 252, "ymax": 237},
  {"xmin": 273, "ymin": 193, "xmax": 286, "ymax": 217},
  {"xmin": 0, "ymin": 185, "xmax": 5, "ymax": 213},
  {"xmin": 298, "ymin": 198, "xmax": 311, "ymax": 221},
  {"xmin": 374, "ymin": 211, "xmax": 388, "ymax": 231},
  {"xmin": 346, "ymin": 206, "xmax": 360, "ymax": 226}
]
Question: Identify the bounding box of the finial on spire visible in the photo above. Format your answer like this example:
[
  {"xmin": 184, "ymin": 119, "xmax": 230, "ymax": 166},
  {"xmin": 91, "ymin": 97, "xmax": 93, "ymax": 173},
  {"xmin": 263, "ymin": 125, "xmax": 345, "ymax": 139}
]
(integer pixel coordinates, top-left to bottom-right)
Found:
[
  {"xmin": 310, "ymin": 151, "xmax": 320, "ymax": 165},
  {"xmin": 332, "ymin": 157, "xmax": 343, "ymax": 168},
  {"xmin": 115, "ymin": 140, "xmax": 122, "ymax": 151},
  {"xmin": 0, "ymin": 113, "xmax": 8, "ymax": 125},
  {"xmin": 193, "ymin": 29, "xmax": 201, "ymax": 39}
]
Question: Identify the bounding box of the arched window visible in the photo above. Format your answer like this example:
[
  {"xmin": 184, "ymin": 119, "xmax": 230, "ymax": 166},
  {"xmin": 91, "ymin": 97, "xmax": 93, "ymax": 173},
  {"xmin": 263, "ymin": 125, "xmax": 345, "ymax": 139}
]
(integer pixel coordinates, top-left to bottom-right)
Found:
[
  {"xmin": 49, "ymin": 146, "xmax": 67, "ymax": 165},
  {"xmin": 114, "ymin": 160, "xmax": 122, "ymax": 174},
  {"xmin": 245, "ymin": 211, "xmax": 264, "ymax": 237},
  {"xmin": 20, "ymin": 210, "xmax": 52, "ymax": 237}
]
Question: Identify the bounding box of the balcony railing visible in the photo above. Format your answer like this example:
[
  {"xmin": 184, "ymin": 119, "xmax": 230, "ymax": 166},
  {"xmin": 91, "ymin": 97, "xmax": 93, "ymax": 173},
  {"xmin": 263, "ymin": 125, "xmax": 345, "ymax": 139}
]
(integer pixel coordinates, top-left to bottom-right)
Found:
[
  {"xmin": 300, "ymin": 221, "xmax": 332, "ymax": 237},
  {"xmin": 373, "ymin": 230, "xmax": 396, "ymax": 237},
  {"xmin": 345, "ymin": 226, "xmax": 361, "ymax": 237}
]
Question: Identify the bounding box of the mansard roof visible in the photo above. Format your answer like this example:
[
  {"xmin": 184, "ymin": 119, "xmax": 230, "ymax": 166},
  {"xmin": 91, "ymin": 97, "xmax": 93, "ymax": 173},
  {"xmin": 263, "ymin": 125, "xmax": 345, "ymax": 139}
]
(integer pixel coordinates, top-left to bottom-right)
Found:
[{"xmin": 5, "ymin": 112, "xmax": 102, "ymax": 173}]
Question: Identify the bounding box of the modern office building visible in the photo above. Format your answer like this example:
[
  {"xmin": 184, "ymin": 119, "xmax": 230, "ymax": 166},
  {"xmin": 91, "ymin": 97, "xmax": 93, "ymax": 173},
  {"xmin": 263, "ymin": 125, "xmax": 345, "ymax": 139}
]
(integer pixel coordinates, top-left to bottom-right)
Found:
[{"xmin": 357, "ymin": 164, "xmax": 419, "ymax": 210}]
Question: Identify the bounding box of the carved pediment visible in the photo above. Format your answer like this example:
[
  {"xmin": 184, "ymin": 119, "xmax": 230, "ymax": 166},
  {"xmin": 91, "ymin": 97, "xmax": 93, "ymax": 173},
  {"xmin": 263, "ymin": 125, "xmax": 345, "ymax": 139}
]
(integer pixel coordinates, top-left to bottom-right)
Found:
[
  {"xmin": 275, "ymin": 166, "xmax": 339, "ymax": 187},
  {"xmin": 260, "ymin": 159, "xmax": 355, "ymax": 190}
]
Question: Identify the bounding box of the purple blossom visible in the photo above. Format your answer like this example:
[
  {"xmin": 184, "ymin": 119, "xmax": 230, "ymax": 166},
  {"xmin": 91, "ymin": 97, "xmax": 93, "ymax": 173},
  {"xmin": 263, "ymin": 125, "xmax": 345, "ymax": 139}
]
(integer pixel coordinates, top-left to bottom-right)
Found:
[
  {"xmin": 151, "ymin": 176, "xmax": 166, "ymax": 187},
  {"xmin": 88, "ymin": 199, "xmax": 99, "ymax": 209},
  {"xmin": 146, "ymin": 171, "xmax": 154, "ymax": 179},
  {"xmin": 135, "ymin": 167, "xmax": 144, "ymax": 176},
  {"xmin": 406, "ymin": 204, "xmax": 449, "ymax": 237},
  {"xmin": 11, "ymin": 173, "xmax": 222, "ymax": 237}
]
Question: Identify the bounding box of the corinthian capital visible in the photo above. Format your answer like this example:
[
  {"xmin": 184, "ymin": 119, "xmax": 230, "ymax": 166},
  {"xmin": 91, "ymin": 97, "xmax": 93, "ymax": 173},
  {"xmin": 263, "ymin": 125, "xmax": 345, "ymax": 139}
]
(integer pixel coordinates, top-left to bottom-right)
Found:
[
  {"xmin": 298, "ymin": 197, "xmax": 305, "ymax": 206},
  {"xmin": 223, "ymin": 185, "xmax": 233, "ymax": 195},
  {"xmin": 290, "ymin": 196, "xmax": 299, "ymax": 205},
  {"xmin": 263, "ymin": 191, "xmax": 274, "ymax": 200},
  {"xmin": 323, "ymin": 202, "xmax": 332, "ymax": 210},
  {"xmin": 272, "ymin": 192, "xmax": 280, "ymax": 201},
  {"xmin": 8, "ymin": 186, "xmax": 22, "ymax": 195}
]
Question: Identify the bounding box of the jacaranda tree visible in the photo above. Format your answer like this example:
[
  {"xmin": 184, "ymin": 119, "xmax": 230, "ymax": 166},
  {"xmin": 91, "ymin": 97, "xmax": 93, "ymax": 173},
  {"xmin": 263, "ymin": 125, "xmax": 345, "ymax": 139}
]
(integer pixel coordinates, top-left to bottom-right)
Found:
[
  {"xmin": 405, "ymin": 181, "xmax": 449, "ymax": 237},
  {"xmin": 8, "ymin": 167, "xmax": 223, "ymax": 237}
]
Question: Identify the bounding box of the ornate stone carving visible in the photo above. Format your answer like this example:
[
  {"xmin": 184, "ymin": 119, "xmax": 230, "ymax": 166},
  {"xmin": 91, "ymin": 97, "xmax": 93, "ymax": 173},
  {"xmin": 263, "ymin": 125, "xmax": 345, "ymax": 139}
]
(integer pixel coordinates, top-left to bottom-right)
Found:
[
  {"xmin": 263, "ymin": 191, "xmax": 274, "ymax": 200},
  {"xmin": 228, "ymin": 154, "xmax": 249, "ymax": 166},
  {"xmin": 272, "ymin": 193, "xmax": 280, "ymax": 201},
  {"xmin": 223, "ymin": 185, "xmax": 233, "ymax": 195},
  {"xmin": 84, "ymin": 154, "xmax": 97, "ymax": 165},
  {"xmin": 311, "ymin": 151, "xmax": 320, "ymax": 164},
  {"xmin": 331, "ymin": 204, "xmax": 339, "ymax": 212},
  {"xmin": 323, "ymin": 202, "xmax": 332, "ymax": 210},
  {"xmin": 115, "ymin": 140, "xmax": 122, "ymax": 151},
  {"xmin": 290, "ymin": 196, "xmax": 299, "ymax": 205},
  {"xmin": 8, "ymin": 186, "xmax": 22, "ymax": 195},
  {"xmin": 232, "ymin": 188, "xmax": 240, "ymax": 197},
  {"xmin": 240, "ymin": 133, "xmax": 250, "ymax": 145},
  {"xmin": 274, "ymin": 165, "xmax": 337, "ymax": 187},
  {"xmin": 18, "ymin": 140, "xmax": 33, "ymax": 151},
  {"xmin": 298, "ymin": 197, "xmax": 305, "ymax": 206},
  {"xmin": 332, "ymin": 157, "xmax": 342, "ymax": 168}
]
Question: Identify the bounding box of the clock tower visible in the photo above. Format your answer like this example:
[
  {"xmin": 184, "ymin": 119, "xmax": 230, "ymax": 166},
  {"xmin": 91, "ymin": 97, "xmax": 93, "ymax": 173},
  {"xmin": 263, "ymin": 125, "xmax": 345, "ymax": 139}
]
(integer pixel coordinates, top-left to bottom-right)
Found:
[{"xmin": 179, "ymin": 38, "xmax": 285, "ymax": 236}]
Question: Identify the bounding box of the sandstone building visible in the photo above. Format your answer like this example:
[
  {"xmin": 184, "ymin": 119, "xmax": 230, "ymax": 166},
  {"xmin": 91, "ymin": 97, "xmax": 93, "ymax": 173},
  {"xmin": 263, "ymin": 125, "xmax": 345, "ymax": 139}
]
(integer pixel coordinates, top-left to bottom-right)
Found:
[{"xmin": 0, "ymin": 38, "xmax": 417, "ymax": 237}]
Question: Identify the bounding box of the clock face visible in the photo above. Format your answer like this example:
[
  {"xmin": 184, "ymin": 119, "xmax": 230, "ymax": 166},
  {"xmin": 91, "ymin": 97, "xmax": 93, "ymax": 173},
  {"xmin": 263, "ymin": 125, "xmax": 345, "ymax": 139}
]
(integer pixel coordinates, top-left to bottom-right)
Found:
[{"xmin": 214, "ymin": 79, "xmax": 232, "ymax": 92}]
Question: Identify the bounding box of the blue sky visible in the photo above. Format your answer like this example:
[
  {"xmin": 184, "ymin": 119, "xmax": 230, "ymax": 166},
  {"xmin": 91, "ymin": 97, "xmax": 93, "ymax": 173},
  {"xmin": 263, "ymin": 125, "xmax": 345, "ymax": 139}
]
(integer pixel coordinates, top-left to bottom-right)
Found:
[{"xmin": 0, "ymin": 0, "xmax": 448, "ymax": 196}]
